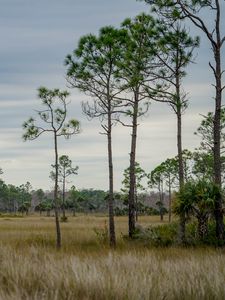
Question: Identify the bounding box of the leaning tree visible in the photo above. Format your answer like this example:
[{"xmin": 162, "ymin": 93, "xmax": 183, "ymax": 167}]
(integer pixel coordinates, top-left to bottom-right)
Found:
[{"xmin": 23, "ymin": 87, "xmax": 80, "ymax": 248}]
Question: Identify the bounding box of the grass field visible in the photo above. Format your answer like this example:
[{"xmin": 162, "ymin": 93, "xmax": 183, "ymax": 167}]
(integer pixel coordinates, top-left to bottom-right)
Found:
[{"xmin": 0, "ymin": 214, "xmax": 224, "ymax": 299}]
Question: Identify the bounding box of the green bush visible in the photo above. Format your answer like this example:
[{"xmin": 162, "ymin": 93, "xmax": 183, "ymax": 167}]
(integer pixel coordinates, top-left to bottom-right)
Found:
[
  {"xmin": 60, "ymin": 216, "xmax": 68, "ymax": 222},
  {"xmin": 133, "ymin": 223, "xmax": 178, "ymax": 247},
  {"xmin": 132, "ymin": 221, "xmax": 220, "ymax": 247}
]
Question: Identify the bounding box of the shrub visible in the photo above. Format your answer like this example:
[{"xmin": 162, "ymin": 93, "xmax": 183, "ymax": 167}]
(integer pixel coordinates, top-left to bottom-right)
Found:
[
  {"xmin": 60, "ymin": 216, "xmax": 68, "ymax": 222},
  {"xmin": 133, "ymin": 223, "xmax": 178, "ymax": 247}
]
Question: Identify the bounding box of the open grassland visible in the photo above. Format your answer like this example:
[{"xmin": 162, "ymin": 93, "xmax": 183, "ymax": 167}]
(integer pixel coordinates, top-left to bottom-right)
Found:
[{"xmin": 0, "ymin": 215, "xmax": 224, "ymax": 299}]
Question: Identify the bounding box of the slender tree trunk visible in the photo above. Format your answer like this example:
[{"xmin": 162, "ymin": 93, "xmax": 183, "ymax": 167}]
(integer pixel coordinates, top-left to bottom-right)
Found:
[
  {"xmin": 213, "ymin": 38, "xmax": 224, "ymax": 243},
  {"xmin": 176, "ymin": 72, "xmax": 186, "ymax": 243},
  {"xmin": 62, "ymin": 176, "xmax": 66, "ymax": 220},
  {"xmin": 134, "ymin": 184, "xmax": 138, "ymax": 222},
  {"xmin": 158, "ymin": 182, "xmax": 164, "ymax": 222},
  {"xmin": 107, "ymin": 107, "xmax": 116, "ymax": 247},
  {"xmin": 128, "ymin": 93, "xmax": 138, "ymax": 237},
  {"xmin": 161, "ymin": 181, "xmax": 164, "ymax": 221},
  {"xmin": 177, "ymin": 111, "xmax": 184, "ymax": 185},
  {"xmin": 54, "ymin": 131, "xmax": 61, "ymax": 249},
  {"xmin": 168, "ymin": 174, "xmax": 172, "ymax": 222}
]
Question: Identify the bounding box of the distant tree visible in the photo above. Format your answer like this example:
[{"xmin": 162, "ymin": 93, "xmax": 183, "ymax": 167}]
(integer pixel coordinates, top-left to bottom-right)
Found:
[
  {"xmin": 160, "ymin": 158, "xmax": 179, "ymax": 222},
  {"xmin": 43, "ymin": 198, "xmax": 53, "ymax": 217},
  {"xmin": 121, "ymin": 162, "xmax": 147, "ymax": 221},
  {"xmin": 36, "ymin": 188, "xmax": 45, "ymax": 201},
  {"xmin": 0, "ymin": 179, "xmax": 8, "ymax": 212},
  {"xmin": 22, "ymin": 87, "xmax": 80, "ymax": 248},
  {"xmin": 17, "ymin": 182, "xmax": 32, "ymax": 215},
  {"xmin": 148, "ymin": 164, "xmax": 167, "ymax": 221},
  {"xmin": 76, "ymin": 188, "xmax": 108, "ymax": 213},
  {"xmin": 51, "ymin": 155, "xmax": 78, "ymax": 221},
  {"xmin": 35, "ymin": 189, "xmax": 46, "ymax": 215},
  {"xmin": 67, "ymin": 185, "xmax": 81, "ymax": 216},
  {"xmin": 7, "ymin": 184, "xmax": 19, "ymax": 213}
]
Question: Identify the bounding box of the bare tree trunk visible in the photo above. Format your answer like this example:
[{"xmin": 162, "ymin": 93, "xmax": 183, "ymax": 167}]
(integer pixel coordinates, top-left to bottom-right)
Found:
[
  {"xmin": 213, "ymin": 44, "xmax": 224, "ymax": 243},
  {"xmin": 158, "ymin": 182, "xmax": 164, "ymax": 222},
  {"xmin": 107, "ymin": 110, "xmax": 116, "ymax": 247},
  {"xmin": 176, "ymin": 70, "xmax": 186, "ymax": 242},
  {"xmin": 62, "ymin": 176, "xmax": 66, "ymax": 220},
  {"xmin": 213, "ymin": 3, "xmax": 224, "ymax": 242},
  {"xmin": 135, "ymin": 184, "xmax": 138, "ymax": 222},
  {"xmin": 168, "ymin": 175, "xmax": 172, "ymax": 223},
  {"xmin": 128, "ymin": 94, "xmax": 138, "ymax": 237},
  {"xmin": 54, "ymin": 131, "xmax": 61, "ymax": 249}
]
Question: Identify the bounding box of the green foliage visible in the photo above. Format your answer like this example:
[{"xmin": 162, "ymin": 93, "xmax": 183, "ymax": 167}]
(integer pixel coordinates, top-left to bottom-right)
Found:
[
  {"xmin": 60, "ymin": 216, "xmax": 68, "ymax": 222},
  {"xmin": 36, "ymin": 198, "xmax": 53, "ymax": 214},
  {"xmin": 114, "ymin": 207, "xmax": 128, "ymax": 216},
  {"xmin": 65, "ymin": 26, "xmax": 126, "ymax": 123},
  {"xmin": 67, "ymin": 187, "xmax": 108, "ymax": 213},
  {"xmin": 132, "ymin": 220, "xmax": 223, "ymax": 247},
  {"xmin": 22, "ymin": 87, "xmax": 80, "ymax": 141},
  {"xmin": 133, "ymin": 223, "xmax": 178, "ymax": 247},
  {"xmin": 116, "ymin": 13, "xmax": 162, "ymax": 117},
  {"xmin": 50, "ymin": 155, "xmax": 78, "ymax": 182},
  {"xmin": 121, "ymin": 162, "xmax": 147, "ymax": 194},
  {"xmin": 173, "ymin": 180, "xmax": 219, "ymax": 218},
  {"xmin": 0, "ymin": 180, "xmax": 33, "ymax": 213},
  {"xmin": 150, "ymin": 22, "xmax": 199, "ymax": 114},
  {"xmin": 173, "ymin": 179, "xmax": 221, "ymax": 240},
  {"xmin": 194, "ymin": 108, "xmax": 225, "ymax": 153},
  {"xmin": 143, "ymin": 0, "xmax": 213, "ymax": 21}
]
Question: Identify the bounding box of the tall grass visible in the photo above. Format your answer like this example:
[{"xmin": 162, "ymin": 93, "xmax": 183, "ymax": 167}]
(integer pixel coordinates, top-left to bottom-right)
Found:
[{"xmin": 0, "ymin": 215, "xmax": 224, "ymax": 299}]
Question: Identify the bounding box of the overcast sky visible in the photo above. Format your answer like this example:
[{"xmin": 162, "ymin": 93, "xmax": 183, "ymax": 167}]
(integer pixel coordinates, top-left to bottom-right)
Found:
[{"xmin": 0, "ymin": 0, "xmax": 224, "ymax": 191}]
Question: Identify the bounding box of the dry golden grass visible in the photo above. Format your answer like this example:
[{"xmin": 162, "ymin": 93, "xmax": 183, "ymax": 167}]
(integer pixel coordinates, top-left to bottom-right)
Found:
[{"xmin": 0, "ymin": 214, "xmax": 224, "ymax": 299}]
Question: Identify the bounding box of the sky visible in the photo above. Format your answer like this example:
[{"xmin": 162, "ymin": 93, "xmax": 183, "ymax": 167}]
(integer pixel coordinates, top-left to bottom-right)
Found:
[{"xmin": 0, "ymin": 0, "xmax": 224, "ymax": 191}]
